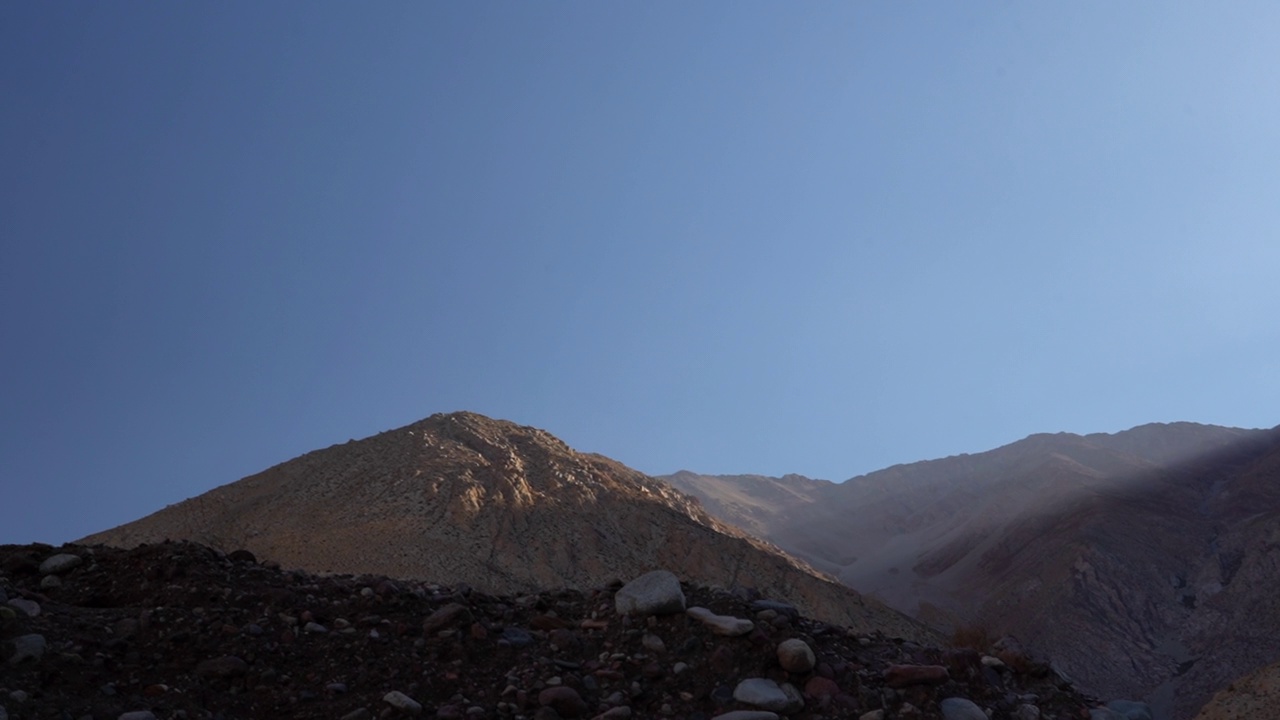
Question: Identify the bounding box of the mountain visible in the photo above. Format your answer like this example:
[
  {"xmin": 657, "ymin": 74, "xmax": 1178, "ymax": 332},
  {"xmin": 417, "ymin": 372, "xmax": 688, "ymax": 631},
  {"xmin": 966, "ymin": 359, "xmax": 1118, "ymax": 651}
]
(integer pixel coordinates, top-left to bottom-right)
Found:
[
  {"xmin": 79, "ymin": 411, "xmax": 931, "ymax": 641},
  {"xmin": 663, "ymin": 422, "xmax": 1280, "ymax": 720}
]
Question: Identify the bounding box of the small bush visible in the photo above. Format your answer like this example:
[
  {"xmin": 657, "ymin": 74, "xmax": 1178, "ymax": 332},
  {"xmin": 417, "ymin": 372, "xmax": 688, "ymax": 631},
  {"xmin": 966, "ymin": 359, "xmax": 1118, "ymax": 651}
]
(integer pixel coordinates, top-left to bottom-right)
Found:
[{"xmin": 949, "ymin": 624, "xmax": 993, "ymax": 651}]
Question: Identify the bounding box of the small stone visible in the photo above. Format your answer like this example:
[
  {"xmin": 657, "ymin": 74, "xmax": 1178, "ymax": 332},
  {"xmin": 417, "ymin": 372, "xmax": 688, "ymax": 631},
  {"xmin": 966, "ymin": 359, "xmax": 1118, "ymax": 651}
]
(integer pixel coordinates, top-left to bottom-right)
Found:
[
  {"xmin": 7, "ymin": 691, "xmax": 27, "ymax": 703},
  {"xmin": 1015, "ymin": 705, "xmax": 1041, "ymax": 720},
  {"xmin": 939, "ymin": 697, "xmax": 987, "ymax": 720},
  {"xmin": 884, "ymin": 664, "xmax": 950, "ymax": 688},
  {"xmin": 673, "ymin": 662, "xmax": 689, "ymax": 674},
  {"xmin": 733, "ymin": 678, "xmax": 790, "ymax": 712},
  {"xmin": 615, "ymin": 570, "xmax": 686, "ymax": 616},
  {"xmin": 7, "ymin": 599, "xmax": 40, "ymax": 617},
  {"xmin": 341, "ymin": 710, "xmax": 371, "ymax": 720},
  {"xmin": 228, "ymin": 549, "xmax": 257, "ymax": 564},
  {"xmin": 711, "ymin": 712, "xmax": 780, "ymax": 720},
  {"xmin": 859, "ymin": 711, "xmax": 885, "ymax": 720},
  {"xmin": 39, "ymin": 553, "xmax": 83, "ymax": 575},
  {"xmin": 538, "ymin": 686, "xmax": 587, "ymax": 718},
  {"xmin": 117, "ymin": 713, "xmax": 157, "ymax": 720},
  {"xmin": 195, "ymin": 655, "xmax": 248, "ymax": 678},
  {"xmin": 383, "ymin": 691, "xmax": 423, "ymax": 714},
  {"xmin": 981, "ymin": 655, "xmax": 1006, "ymax": 668},
  {"xmin": 40, "ymin": 575, "xmax": 62, "ymax": 590},
  {"xmin": 594, "ymin": 707, "xmax": 632, "ymax": 719},
  {"xmin": 304, "ymin": 622, "xmax": 328, "ymax": 633},
  {"xmin": 423, "ymin": 603, "xmax": 472, "ymax": 635},
  {"xmin": 804, "ymin": 676, "xmax": 840, "ymax": 698},
  {"xmin": 642, "ymin": 633, "xmax": 666, "ymax": 653},
  {"xmin": 501, "ymin": 626, "xmax": 533, "ymax": 646},
  {"xmin": 710, "ymin": 644, "xmax": 736, "ymax": 675},
  {"xmin": 777, "ymin": 638, "xmax": 816, "ymax": 673},
  {"xmin": 687, "ymin": 607, "xmax": 754, "ymax": 636},
  {"xmin": 6, "ymin": 634, "xmax": 47, "ymax": 664}
]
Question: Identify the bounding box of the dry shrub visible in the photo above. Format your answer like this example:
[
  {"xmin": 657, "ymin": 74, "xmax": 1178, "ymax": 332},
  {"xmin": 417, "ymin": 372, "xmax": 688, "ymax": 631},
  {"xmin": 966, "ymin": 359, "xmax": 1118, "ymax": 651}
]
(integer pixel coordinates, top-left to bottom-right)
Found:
[{"xmin": 949, "ymin": 623, "xmax": 993, "ymax": 651}]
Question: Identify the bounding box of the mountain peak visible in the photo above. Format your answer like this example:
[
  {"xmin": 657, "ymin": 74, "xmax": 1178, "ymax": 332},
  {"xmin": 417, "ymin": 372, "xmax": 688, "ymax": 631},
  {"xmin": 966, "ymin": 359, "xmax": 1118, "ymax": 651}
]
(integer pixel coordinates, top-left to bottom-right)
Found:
[{"xmin": 79, "ymin": 412, "xmax": 932, "ymax": 641}]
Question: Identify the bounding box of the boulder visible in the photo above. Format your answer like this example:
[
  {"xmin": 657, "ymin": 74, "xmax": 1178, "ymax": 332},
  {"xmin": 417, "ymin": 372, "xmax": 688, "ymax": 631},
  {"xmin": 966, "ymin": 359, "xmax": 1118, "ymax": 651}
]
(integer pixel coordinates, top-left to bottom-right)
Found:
[{"xmin": 615, "ymin": 570, "xmax": 685, "ymax": 616}]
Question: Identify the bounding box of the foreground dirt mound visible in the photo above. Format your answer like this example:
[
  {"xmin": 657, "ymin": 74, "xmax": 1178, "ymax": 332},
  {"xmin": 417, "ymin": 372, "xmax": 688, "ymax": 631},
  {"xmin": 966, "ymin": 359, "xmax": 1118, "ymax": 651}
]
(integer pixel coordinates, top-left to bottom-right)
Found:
[{"xmin": 2, "ymin": 541, "xmax": 1100, "ymax": 720}]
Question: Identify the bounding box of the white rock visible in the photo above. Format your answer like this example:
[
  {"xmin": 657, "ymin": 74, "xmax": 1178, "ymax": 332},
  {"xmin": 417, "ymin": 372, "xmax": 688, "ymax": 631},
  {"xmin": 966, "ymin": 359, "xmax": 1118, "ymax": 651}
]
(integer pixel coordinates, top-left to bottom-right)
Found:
[
  {"xmin": 40, "ymin": 553, "xmax": 83, "ymax": 575},
  {"xmin": 383, "ymin": 690, "xmax": 422, "ymax": 714},
  {"xmin": 776, "ymin": 638, "xmax": 815, "ymax": 672},
  {"xmin": 687, "ymin": 606, "xmax": 754, "ymax": 636},
  {"xmin": 940, "ymin": 697, "xmax": 988, "ymax": 720},
  {"xmin": 7, "ymin": 599, "xmax": 40, "ymax": 618},
  {"xmin": 733, "ymin": 679, "xmax": 790, "ymax": 712},
  {"xmin": 1015, "ymin": 704, "xmax": 1041, "ymax": 720},
  {"xmin": 712, "ymin": 712, "xmax": 780, "ymax": 720},
  {"xmin": 6, "ymin": 634, "xmax": 46, "ymax": 665},
  {"xmin": 615, "ymin": 570, "xmax": 686, "ymax": 616}
]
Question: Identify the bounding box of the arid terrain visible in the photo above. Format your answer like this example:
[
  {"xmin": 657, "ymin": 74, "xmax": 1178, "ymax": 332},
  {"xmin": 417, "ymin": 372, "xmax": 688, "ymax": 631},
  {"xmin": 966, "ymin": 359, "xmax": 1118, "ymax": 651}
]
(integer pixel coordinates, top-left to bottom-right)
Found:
[
  {"xmin": 78, "ymin": 412, "xmax": 928, "ymax": 642},
  {"xmin": 11, "ymin": 412, "xmax": 1273, "ymax": 720},
  {"xmin": 664, "ymin": 423, "xmax": 1280, "ymax": 720},
  {"xmin": 3, "ymin": 541, "xmax": 1106, "ymax": 720}
]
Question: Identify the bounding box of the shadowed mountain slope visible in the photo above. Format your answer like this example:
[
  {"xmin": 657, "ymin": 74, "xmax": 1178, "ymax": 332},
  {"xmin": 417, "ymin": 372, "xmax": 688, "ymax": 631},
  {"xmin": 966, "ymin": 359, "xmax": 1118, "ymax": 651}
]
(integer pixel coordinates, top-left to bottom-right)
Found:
[
  {"xmin": 79, "ymin": 412, "xmax": 931, "ymax": 641},
  {"xmin": 663, "ymin": 422, "xmax": 1280, "ymax": 720}
]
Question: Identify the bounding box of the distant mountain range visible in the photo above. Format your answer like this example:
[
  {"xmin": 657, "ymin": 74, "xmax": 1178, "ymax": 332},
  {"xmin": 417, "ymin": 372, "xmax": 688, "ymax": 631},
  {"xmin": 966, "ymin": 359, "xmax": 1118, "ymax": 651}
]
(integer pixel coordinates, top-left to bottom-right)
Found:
[
  {"xmin": 662, "ymin": 422, "xmax": 1280, "ymax": 720},
  {"xmin": 80, "ymin": 411, "xmax": 929, "ymax": 641}
]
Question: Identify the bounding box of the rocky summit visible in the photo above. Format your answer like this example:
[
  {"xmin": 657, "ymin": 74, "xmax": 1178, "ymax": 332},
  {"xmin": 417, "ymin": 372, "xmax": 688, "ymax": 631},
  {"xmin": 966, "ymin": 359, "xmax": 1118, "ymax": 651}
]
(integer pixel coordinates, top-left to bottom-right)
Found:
[
  {"xmin": 78, "ymin": 412, "xmax": 927, "ymax": 642},
  {"xmin": 1, "ymin": 541, "xmax": 1120, "ymax": 720}
]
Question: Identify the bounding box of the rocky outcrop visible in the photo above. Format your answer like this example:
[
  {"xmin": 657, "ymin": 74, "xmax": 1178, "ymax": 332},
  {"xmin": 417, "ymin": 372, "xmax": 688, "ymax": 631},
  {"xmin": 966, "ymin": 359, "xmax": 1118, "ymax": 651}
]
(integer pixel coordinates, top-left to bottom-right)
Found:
[{"xmin": 78, "ymin": 412, "xmax": 931, "ymax": 641}]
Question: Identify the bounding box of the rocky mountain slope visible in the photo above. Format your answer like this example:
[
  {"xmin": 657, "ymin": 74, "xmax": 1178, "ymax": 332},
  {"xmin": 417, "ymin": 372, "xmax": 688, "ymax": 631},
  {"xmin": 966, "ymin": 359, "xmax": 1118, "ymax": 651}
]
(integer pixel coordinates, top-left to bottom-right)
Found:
[
  {"xmin": 1191, "ymin": 659, "xmax": 1280, "ymax": 720},
  {"xmin": 78, "ymin": 412, "xmax": 928, "ymax": 641},
  {"xmin": 663, "ymin": 423, "xmax": 1280, "ymax": 720},
  {"xmin": 2, "ymin": 541, "xmax": 1117, "ymax": 720}
]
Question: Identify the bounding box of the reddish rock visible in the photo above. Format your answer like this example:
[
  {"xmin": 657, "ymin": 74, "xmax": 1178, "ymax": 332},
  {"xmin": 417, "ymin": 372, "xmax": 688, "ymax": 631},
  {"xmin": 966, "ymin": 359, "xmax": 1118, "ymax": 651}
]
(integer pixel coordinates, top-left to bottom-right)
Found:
[
  {"xmin": 538, "ymin": 686, "xmax": 588, "ymax": 717},
  {"xmin": 884, "ymin": 664, "xmax": 950, "ymax": 688},
  {"xmin": 531, "ymin": 613, "xmax": 567, "ymax": 630},
  {"xmin": 804, "ymin": 676, "xmax": 840, "ymax": 698},
  {"xmin": 549, "ymin": 628, "xmax": 579, "ymax": 649},
  {"xmin": 195, "ymin": 655, "xmax": 248, "ymax": 678},
  {"xmin": 710, "ymin": 644, "xmax": 736, "ymax": 675}
]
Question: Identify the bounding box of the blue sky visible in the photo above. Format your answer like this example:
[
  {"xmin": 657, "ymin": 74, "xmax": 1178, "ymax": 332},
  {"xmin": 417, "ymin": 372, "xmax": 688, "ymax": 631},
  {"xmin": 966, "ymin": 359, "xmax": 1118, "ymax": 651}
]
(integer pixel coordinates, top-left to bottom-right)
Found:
[{"xmin": 3, "ymin": 3, "xmax": 1278, "ymax": 545}]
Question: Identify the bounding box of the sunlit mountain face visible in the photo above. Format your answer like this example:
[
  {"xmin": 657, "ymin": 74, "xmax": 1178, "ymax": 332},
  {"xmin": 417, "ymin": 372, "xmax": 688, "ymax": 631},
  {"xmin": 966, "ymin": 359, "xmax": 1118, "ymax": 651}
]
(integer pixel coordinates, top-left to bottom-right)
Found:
[
  {"xmin": 663, "ymin": 422, "xmax": 1280, "ymax": 720},
  {"xmin": 79, "ymin": 411, "xmax": 933, "ymax": 642}
]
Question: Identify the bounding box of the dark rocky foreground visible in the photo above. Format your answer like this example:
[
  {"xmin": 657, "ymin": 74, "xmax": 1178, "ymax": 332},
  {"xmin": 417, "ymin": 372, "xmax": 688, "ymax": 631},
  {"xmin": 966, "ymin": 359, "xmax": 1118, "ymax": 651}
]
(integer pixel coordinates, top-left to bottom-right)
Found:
[{"xmin": 3, "ymin": 542, "xmax": 1116, "ymax": 720}]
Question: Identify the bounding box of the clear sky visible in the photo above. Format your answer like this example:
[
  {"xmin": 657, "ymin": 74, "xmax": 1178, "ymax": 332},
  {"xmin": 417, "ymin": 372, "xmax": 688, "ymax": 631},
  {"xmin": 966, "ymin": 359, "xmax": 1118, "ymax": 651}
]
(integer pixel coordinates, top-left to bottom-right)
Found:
[{"xmin": 3, "ymin": 2, "xmax": 1279, "ymax": 545}]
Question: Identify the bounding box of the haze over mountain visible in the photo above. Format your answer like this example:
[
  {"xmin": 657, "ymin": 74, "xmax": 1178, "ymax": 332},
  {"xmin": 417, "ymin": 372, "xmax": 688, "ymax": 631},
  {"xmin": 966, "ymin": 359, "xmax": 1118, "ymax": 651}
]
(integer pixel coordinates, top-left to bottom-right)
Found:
[
  {"xmin": 80, "ymin": 411, "xmax": 930, "ymax": 642},
  {"xmin": 664, "ymin": 422, "xmax": 1280, "ymax": 720}
]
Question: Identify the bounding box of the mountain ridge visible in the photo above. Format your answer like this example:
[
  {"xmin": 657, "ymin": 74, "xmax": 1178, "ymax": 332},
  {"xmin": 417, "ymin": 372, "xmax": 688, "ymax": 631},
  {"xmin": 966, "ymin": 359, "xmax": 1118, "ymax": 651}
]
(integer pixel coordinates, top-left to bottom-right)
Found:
[
  {"xmin": 661, "ymin": 421, "xmax": 1280, "ymax": 720},
  {"xmin": 79, "ymin": 411, "xmax": 933, "ymax": 643}
]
